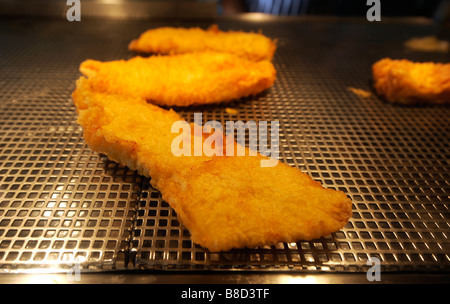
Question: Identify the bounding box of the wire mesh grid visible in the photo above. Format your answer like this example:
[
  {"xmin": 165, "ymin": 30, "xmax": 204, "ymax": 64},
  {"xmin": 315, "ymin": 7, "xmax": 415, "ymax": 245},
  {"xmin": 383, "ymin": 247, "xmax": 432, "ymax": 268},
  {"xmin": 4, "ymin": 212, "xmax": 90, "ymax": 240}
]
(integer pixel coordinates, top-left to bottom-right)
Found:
[{"xmin": 0, "ymin": 17, "xmax": 449, "ymax": 273}]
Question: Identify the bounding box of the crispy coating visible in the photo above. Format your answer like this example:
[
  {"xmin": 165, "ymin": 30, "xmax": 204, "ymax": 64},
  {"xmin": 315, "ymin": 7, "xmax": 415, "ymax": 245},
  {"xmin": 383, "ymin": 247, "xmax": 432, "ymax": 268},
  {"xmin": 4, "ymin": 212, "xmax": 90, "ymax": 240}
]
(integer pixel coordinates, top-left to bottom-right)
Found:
[
  {"xmin": 128, "ymin": 25, "xmax": 277, "ymax": 62},
  {"xmin": 72, "ymin": 79, "xmax": 353, "ymax": 252},
  {"xmin": 79, "ymin": 52, "xmax": 276, "ymax": 107},
  {"xmin": 372, "ymin": 58, "xmax": 450, "ymax": 105}
]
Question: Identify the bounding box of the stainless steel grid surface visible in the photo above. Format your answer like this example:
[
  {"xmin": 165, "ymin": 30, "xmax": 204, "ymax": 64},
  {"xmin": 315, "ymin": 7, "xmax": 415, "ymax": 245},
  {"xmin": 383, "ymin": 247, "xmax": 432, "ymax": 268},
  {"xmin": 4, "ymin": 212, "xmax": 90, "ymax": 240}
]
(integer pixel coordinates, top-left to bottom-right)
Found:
[{"xmin": 0, "ymin": 16, "xmax": 449, "ymax": 275}]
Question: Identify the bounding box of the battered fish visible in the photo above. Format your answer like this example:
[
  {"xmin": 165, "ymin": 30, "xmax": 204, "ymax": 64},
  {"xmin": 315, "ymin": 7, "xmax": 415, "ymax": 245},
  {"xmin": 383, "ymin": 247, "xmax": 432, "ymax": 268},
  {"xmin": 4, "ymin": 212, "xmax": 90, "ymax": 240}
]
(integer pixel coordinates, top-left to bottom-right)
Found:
[
  {"xmin": 79, "ymin": 52, "xmax": 276, "ymax": 107},
  {"xmin": 372, "ymin": 58, "xmax": 450, "ymax": 105},
  {"xmin": 72, "ymin": 78, "xmax": 352, "ymax": 252},
  {"xmin": 128, "ymin": 25, "xmax": 277, "ymax": 62}
]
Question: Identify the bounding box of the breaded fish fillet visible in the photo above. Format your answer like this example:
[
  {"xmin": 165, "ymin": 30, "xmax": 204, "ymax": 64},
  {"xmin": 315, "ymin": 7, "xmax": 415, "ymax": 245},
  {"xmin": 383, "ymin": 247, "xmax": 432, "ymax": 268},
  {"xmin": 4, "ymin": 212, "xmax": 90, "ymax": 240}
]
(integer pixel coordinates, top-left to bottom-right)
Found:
[
  {"xmin": 72, "ymin": 78, "xmax": 352, "ymax": 252},
  {"xmin": 128, "ymin": 25, "xmax": 277, "ymax": 62},
  {"xmin": 79, "ymin": 52, "xmax": 276, "ymax": 107},
  {"xmin": 372, "ymin": 58, "xmax": 450, "ymax": 105}
]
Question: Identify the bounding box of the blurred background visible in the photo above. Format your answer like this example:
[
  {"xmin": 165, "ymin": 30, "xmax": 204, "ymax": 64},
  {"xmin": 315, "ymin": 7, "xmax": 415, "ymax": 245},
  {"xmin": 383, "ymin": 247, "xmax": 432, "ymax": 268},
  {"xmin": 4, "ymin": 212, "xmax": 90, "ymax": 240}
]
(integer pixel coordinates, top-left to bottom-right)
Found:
[
  {"xmin": 221, "ymin": 0, "xmax": 444, "ymax": 17},
  {"xmin": 0, "ymin": 0, "xmax": 448, "ymax": 20}
]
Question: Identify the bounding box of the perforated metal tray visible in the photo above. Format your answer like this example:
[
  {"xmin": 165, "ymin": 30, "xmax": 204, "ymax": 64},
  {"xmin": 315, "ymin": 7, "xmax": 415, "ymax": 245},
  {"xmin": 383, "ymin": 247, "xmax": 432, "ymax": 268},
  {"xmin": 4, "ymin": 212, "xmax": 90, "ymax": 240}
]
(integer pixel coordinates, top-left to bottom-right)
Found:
[{"xmin": 0, "ymin": 15, "xmax": 449, "ymax": 280}]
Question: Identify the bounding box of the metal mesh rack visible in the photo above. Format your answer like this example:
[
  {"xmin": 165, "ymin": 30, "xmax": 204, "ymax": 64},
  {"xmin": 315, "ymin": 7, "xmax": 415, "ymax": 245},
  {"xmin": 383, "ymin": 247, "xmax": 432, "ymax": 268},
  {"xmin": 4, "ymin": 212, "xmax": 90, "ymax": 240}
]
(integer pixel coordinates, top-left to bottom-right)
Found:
[{"xmin": 0, "ymin": 16, "xmax": 449, "ymax": 277}]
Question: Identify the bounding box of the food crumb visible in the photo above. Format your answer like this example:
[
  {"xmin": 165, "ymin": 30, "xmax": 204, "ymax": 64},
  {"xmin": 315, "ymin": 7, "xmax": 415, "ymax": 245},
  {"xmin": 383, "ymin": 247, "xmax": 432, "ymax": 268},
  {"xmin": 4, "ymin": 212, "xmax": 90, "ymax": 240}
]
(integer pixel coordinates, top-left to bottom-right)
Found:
[
  {"xmin": 225, "ymin": 107, "xmax": 238, "ymax": 114},
  {"xmin": 347, "ymin": 87, "xmax": 372, "ymax": 98}
]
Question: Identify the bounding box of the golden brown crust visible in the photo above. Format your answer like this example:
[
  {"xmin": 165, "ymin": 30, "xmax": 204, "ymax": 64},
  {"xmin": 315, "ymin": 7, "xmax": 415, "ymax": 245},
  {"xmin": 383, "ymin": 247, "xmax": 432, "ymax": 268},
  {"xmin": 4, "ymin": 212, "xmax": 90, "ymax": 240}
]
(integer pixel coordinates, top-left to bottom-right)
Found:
[
  {"xmin": 72, "ymin": 80, "xmax": 353, "ymax": 252},
  {"xmin": 78, "ymin": 52, "xmax": 276, "ymax": 107},
  {"xmin": 128, "ymin": 25, "xmax": 277, "ymax": 62},
  {"xmin": 372, "ymin": 58, "xmax": 450, "ymax": 105}
]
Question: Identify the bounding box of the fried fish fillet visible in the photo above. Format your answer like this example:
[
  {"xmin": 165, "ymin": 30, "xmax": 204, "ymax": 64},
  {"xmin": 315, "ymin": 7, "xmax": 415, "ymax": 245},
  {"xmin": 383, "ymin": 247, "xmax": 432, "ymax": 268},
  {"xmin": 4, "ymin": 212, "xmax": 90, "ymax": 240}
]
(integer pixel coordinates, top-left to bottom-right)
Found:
[
  {"xmin": 72, "ymin": 78, "xmax": 352, "ymax": 252},
  {"xmin": 372, "ymin": 58, "xmax": 450, "ymax": 105},
  {"xmin": 79, "ymin": 52, "xmax": 276, "ymax": 107},
  {"xmin": 128, "ymin": 25, "xmax": 277, "ymax": 62}
]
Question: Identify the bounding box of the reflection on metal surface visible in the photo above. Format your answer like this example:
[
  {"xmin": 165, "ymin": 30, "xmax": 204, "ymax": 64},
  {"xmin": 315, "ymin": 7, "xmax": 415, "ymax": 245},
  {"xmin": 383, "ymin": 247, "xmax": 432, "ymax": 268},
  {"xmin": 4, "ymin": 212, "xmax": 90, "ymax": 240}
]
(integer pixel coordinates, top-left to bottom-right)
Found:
[
  {"xmin": 281, "ymin": 275, "xmax": 320, "ymax": 284},
  {"xmin": 241, "ymin": 12, "xmax": 273, "ymax": 21},
  {"xmin": 25, "ymin": 274, "xmax": 63, "ymax": 284},
  {"xmin": 98, "ymin": 0, "xmax": 125, "ymax": 4}
]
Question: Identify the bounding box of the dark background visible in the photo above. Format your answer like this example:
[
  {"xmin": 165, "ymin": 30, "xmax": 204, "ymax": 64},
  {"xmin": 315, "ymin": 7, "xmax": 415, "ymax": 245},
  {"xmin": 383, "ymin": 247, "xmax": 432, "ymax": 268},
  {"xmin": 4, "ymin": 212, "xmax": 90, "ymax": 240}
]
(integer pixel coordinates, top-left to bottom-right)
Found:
[
  {"xmin": 0, "ymin": 0, "xmax": 448, "ymax": 19},
  {"xmin": 223, "ymin": 0, "xmax": 446, "ymax": 18}
]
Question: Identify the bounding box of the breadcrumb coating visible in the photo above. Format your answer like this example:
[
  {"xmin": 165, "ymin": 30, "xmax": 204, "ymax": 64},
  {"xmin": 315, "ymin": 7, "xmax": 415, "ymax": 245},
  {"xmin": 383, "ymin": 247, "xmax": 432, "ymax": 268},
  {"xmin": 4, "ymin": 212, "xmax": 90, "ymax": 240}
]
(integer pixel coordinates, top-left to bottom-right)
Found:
[
  {"xmin": 128, "ymin": 25, "xmax": 277, "ymax": 62},
  {"xmin": 72, "ymin": 79, "xmax": 353, "ymax": 252},
  {"xmin": 79, "ymin": 52, "xmax": 276, "ymax": 107},
  {"xmin": 372, "ymin": 58, "xmax": 450, "ymax": 105}
]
